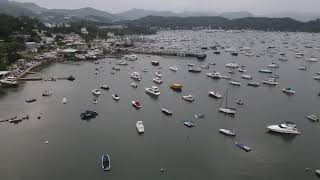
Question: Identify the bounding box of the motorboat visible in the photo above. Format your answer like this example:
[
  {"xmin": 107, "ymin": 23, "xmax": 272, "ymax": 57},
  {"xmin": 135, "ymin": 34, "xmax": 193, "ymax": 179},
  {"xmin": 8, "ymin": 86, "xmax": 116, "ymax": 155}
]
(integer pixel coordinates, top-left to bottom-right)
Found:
[
  {"xmin": 136, "ymin": 121, "xmax": 145, "ymax": 133},
  {"xmin": 235, "ymin": 142, "xmax": 251, "ymax": 152},
  {"xmin": 184, "ymin": 121, "xmax": 196, "ymax": 128},
  {"xmin": 306, "ymin": 57, "xmax": 318, "ymax": 62},
  {"xmin": 298, "ymin": 66, "xmax": 307, "ymax": 70},
  {"xmin": 235, "ymin": 100, "xmax": 244, "ymax": 105},
  {"xmin": 238, "ymin": 68, "xmax": 246, "ymax": 73},
  {"xmin": 0, "ymin": 76, "xmax": 18, "ymax": 87},
  {"xmin": 116, "ymin": 59, "xmax": 128, "ymax": 65},
  {"xmin": 42, "ymin": 91, "xmax": 53, "ymax": 96},
  {"xmin": 124, "ymin": 54, "xmax": 138, "ymax": 61},
  {"xmin": 130, "ymin": 72, "xmax": 142, "ymax": 81},
  {"xmin": 161, "ymin": 108, "xmax": 173, "ymax": 115},
  {"xmin": 151, "ymin": 61, "xmax": 159, "ymax": 66},
  {"xmin": 188, "ymin": 67, "xmax": 202, "ymax": 73},
  {"xmin": 187, "ymin": 63, "xmax": 195, "ymax": 67},
  {"xmin": 225, "ymin": 63, "xmax": 239, "ymax": 68},
  {"xmin": 153, "ymin": 77, "xmax": 163, "ymax": 84},
  {"xmin": 142, "ymin": 68, "xmax": 148, "ymax": 72},
  {"xmin": 219, "ymin": 129, "xmax": 236, "ymax": 136},
  {"xmin": 101, "ymin": 84, "xmax": 109, "ymax": 90},
  {"xmin": 92, "ymin": 89, "xmax": 101, "ymax": 96},
  {"xmin": 80, "ymin": 110, "xmax": 98, "ymax": 120},
  {"xmin": 145, "ymin": 86, "xmax": 160, "ymax": 96},
  {"xmin": 112, "ymin": 94, "xmax": 120, "ymax": 101},
  {"xmin": 132, "ymin": 101, "xmax": 141, "ymax": 109},
  {"xmin": 228, "ymin": 70, "xmax": 235, "ymax": 74},
  {"xmin": 207, "ymin": 72, "xmax": 222, "ymax": 79},
  {"xmin": 131, "ymin": 82, "xmax": 138, "ymax": 88},
  {"xmin": 25, "ymin": 98, "xmax": 37, "ymax": 103},
  {"xmin": 268, "ymin": 63, "xmax": 279, "ymax": 68},
  {"xmin": 62, "ymin": 97, "xmax": 67, "ymax": 104},
  {"xmin": 306, "ymin": 114, "xmax": 319, "ymax": 122},
  {"xmin": 315, "ymin": 170, "xmax": 320, "ymax": 177},
  {"xmin": 259, "ymin": 69, "xmax": 273, "ymax": 74},
  {"xmin": 93, "ymin": 99, "xmax": 98, "ymax": 104},
  {"xmin": 282, "ymin": 88, "xmax": 296, "ymax": 95},
  {"xmin": 194, "ymin": 113, "xmax": 205, "ymax": 118},
  {"xmin": 247, "ymin": 82, "xmax": 260, "ymax": 87},
  {"xmin": 314, "ymin": 76, "xmax": 320, "ymax": 80},
  {"xmin": 170, "ymin": 83, "xmax": 183, "ymax": 91},
  {"xmin": 154, "ymin": 71, "xmax": 162, "ymax": 77},
  {"xmin": 182, "ymin": 95, "xmax": 195, "ymax": 102},
  {"xmin": 169, "ymin": 66, "xmax": 178, "ymax": 71},
  {"xmin": 101, "ymin": 154, "xmax": 111, "ymax": 171},
  {"xmin": 229, "ymin": 80, "xmax": 241, "ymax": 86},
  {"xmin": 209, "ymin": 91, "xmax": 222, "ymax": 99},
  {"xmin": 196, "ymin": 54, "xmax": 207, "ymax": 60},
  {"xmin": 262, "ymin": 78, "xmax": 278, "ymax": 86},
  {"xmin": 267, "ymin": 121, "xmax": 300, "ymax": 134},
  {"xmin": 222, "ymin": 76, "xmax": 231, "ymax": 79},
  {"xmin": 241, "ymin": 74, "xmax": 252, "ymax": 79},
  {"xmin": 8, "ymin": 116, "xmax": 26, "ymax": 123}
]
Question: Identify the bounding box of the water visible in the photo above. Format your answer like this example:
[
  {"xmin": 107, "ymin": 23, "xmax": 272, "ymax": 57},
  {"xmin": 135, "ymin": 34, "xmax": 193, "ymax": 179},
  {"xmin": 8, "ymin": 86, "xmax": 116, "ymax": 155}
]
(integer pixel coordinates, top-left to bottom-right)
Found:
[{"xmin": 1, "ymin": 31, "xmax": 320, "ymax": 180}]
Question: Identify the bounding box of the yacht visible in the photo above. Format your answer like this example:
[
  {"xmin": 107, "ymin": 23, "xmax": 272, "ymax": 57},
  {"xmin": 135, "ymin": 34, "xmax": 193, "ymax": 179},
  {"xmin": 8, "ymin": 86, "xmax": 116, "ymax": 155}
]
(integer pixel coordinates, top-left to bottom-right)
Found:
[
  {"xmin": 154, "ymin": 71, "xmax": 162, "ymax": 77},
  {"xmin": 282, "ymin": 88, "xmax": 296, "ymax": 95},
  {"xmin": 262, "ymin": 78, "xmax": 278, "ymax": 86},
  {"xmin": 101, "ymin": 154, "xmax": 111, "ymax": 171},
  {"xmin": 62, "ymin": 97, "xmax": 67, "ymax": 104},
  {"xmin": 241, "ymin": 74, "xmax": 252, "ymax": 79},
  {"xmin": 238, "ymin": 68, "xmax": 246, "ymax": 73},
  {"xmin": 131, "ymin": 82, "xmax": 138, "ymax": 88},
  {"xmin": 169, "ymin": 66, "xmax": 178, "ymax": 71},
  {"xmin": 153, "ymin": 77, "xmax": 163, "ymax": 84},
  {"xmin": 142, "ymin": 68, "xmax": 148, "ymax": 72},
  {"xmin": 207, "ymin": 72, "xmax": 222, "ymax": 79},
  {"xmin": 259, "ymin": 69, "xmax": 273, "ymax": 74},
  {"xmin": 268, "ymin": 63, "xmax": 279, "ymax": 68},
  {"xmin": 0, "ymin": 76, "xmax": 18, "ymax": 87},
  {"xmin": 184, "ymin": 121, "xmax": 196, "ymax": 128},
  {"xmin": 194, "ymin": 113, "xmax": 205, "ymax": 118},
  {"xmin": 145, "ymin": 86, "xmax": 160, "ymax": 96},
  {"xmin": 130, "ymin": 72, "xmax": 142, "ymax": 81},
  {"xmin": 247, "ymin": 82, "xmax": 260, "ymax": 87},
  {"xmin": 306, "ymin": 114, "xmax": 319, "ymax": 122},
  {"xmin": 132, "ymin": 101, "xmax": 141, "ymax": 109},
  {"xmin": 267, "ymin": 121, "xmax": 300, "ymax": 134},
  {"xmin": 136, "ymin": 121, "xmax": 145, "ymax": 133},
  {"xmin": 225, "ymin": 63, "xmax": 239, "ymax": 68},
  {"xmin": 209, "ymin": 91, "xmax": 222, "ymax": 99},
  {"xmin": 182, "ymin": 95, "xmax": 195, "ymax": 102},
  {"xmin": 314, "ymin": 76, "xmax": 320, "ymax": 80},
  {"xmin": 92, "ymin": 89, "xmax": 101, "ymax": 96},
  {"xmin": 161, "ymin": 108, "xmax": 173, "ymax": 115},
  {"xmin": 219, "ymin": 129, "xmax": 236, "ymax": 136},
  {"xmin": 229, "ymin": 80, "xmax": 241, "ymax": 86},
  {"xmin": 235, "ymin": 142, "xmax": 251, "ymax": 152},
  {"xmin": 298, "ymin": 66, "xmax": 307, "ymax": 70},
  {"xmin": 306, "ymin": 57, "xmax": 318, "ymax": 62},
  {"xmin": 112, "ymin": 94, "xmax": 120, "ymax": 101},
  {"xmin": 219, "ymin": 89, "xmax": 236, "ymax": 115}
]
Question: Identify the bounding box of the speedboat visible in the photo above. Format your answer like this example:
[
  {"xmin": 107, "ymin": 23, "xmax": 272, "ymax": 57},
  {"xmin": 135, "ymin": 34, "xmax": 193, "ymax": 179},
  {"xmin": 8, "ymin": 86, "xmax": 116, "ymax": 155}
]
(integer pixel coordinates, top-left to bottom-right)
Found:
[
  {"xmin": 235, "ymin": 142, "xmax": 251, "ymax": 152},
  {"xmin": 208, "ymin": 91, "xmax": 222, "ymax": 99},
  {"xmin": 241, "ymin": 74, "xmax": 252, "ymax": 79},
  {"xmin": 92, "ymin": 89, "xmax": 101, "ymax": 96},
  {"xmin": 112, "ymin": 94, "xmax": 120, "ymax": 101},
  {"xmin": 194, "ymin": 113, "xmax": 205, "ymax": 118},
  {"xmin": 206, "ymin": 72, "xmax": 222, "ymax": 79},
  {"xmin": 267, "ymin": 121, "xmax": 300, "ymax": 135},
  {"xmin": 62, "ymin": 97, "xmax": 67, "ymax": 104},
  {"xmin": 229, "ymin": 80, "xmax": 241, "ymax": 86},
  {"xmin": 170, "ymin": 83, "xmax": 183, "ymax": 91},
  {"xmin": 219, "ymin": 107, "xmax": 236, "ymax": 115},
  {"xmin": 282, "ymin": 88, "xmax": 296, "ymax": 95},
  {"xmin": 153, "ymin": 77, "xmax": 163, "ymax": 84},
  {"xmin": 101, "ymin": 154, "xmax": 111, "ymax": 171},
  {"xmin": 247, "ymin": 82, "xmax": 260, "ymax": 87},
  {"xmin": 235, "ymin": 100, "xmax": 244, "ymax": 105},
  {"xmin": 169, "ymin": 66, "xmax": 178, "ymax": 71},
  {"xmin": 161, "ymin": 108, "xmax": 173, "ymax": 115},
  {"xmin": 131, "ymin": 72, "xmax": 142, "ymax": 81},
  {"xmin": 262, "ymin": 78, "xmax": 278, "ymax": 86},
  {"xmin": 145, "ymin": 86, "xmax": 160, "ymax": 96},
  {"xmin": 25, "ymin": 98, "xmax": 37, "ymax": 103},
  {"xmin": 154, "ymin": 71, "xmax": 162, "ymax": 77},
  {"xmin": 219, "ymin": 129, "xmax": 236, "ymax": 136},
  {"xmin": 136, "ymin": 121, "xmax": 145, "ymax": 133},
  {"xmin": 132, "ymin": 101, "xmax": 141, "ymax": 109},
  {"xmin": 225, "ymin": 63, "xmax": 239, "ymax": 68},
  {"xmin": 101, "ymin": 84, "xmax": 109, "ymax": 90},
  {"xmin": 188, "ymin": 67, "xmax": 202, "ymax": 73},
  {"xmin": 184, "ymin": 121, "xmax": 195, "ymax": 128},
  {"xmin": 306, "ymin": 114, "xmax": 319, "ymax": 122},
  {"xmin": 42, "ymin": 91, "xmax": 53, "ymax": 97},
  {"xmin": 182, "ymin": 95, "xmax": 195, "ymax": 102},
  {"xmin": 259, "ymin": 69, "xmax": 273, "ymax": 74},
  {"xmin": 131, "ymin": 82, "xmax": 138, "ymax": 88}
]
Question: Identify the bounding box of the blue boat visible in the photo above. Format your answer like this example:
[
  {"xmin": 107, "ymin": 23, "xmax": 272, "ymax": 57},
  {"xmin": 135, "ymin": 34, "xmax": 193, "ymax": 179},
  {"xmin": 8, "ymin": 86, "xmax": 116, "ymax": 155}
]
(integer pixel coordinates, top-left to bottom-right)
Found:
[
  {"xmin": 235, "ymin": 142, "xmax": 251, "ymax": 152},
  {"xmin": 101, "ymin": 154, "xmax": 111, "ymax": 171}
]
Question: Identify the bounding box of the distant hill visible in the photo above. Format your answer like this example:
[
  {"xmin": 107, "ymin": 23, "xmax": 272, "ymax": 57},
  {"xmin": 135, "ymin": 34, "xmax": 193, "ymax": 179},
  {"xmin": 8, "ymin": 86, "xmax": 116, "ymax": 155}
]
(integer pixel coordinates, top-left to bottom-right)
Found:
[
  {"xmin": 264, "ymin": 12, "xmax": 320, "ymax": 22},
  {"xmin": 0, "ymin": 0, "xmax": 35, "ymax": 17},
  {"xmin": 219, "ymin": 11, "xmax": 254, "ymax": 19},
  {"xmin": 116, "ymin": 8, "xmax": 177, "ymax": 20},
  {"xmin": 11, "ymin": 1, "xmax": 46, "ymax": 14}
]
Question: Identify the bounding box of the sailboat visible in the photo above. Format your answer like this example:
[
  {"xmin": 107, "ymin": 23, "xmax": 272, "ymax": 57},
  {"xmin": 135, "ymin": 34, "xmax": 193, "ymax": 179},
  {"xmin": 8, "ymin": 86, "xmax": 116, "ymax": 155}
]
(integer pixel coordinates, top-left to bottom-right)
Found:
[{"xmin": 218, "ymin": 89, "xmax": 236, "ymax": 115}]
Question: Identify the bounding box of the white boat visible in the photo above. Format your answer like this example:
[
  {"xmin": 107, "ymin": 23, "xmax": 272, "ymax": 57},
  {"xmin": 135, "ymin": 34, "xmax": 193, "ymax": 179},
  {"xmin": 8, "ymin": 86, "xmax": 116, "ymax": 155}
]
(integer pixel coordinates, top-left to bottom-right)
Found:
[
  {"xmin": 0, "ymin": 76, "xmax": 18, "ymax": 86},
  {"xmin": 92, "ymin": 89, "xmax": 101, "ymax": 96},
  {"xmin": 145, "ymin": 86, "xmax": 160, "ymax": 96},
  {"xmin": 42, "ymin": 91, "xmax": 53, "ymax": 96},
  {"xmin": 161, "ymin": 108, "xmax": 173, "ymax": 115},
  {"xmin": 101, "ymin": 84, "xmax": 109, "ymax": 90},
  {"xmin": 268, "ymin": 63, "xmax": 279, "ymax": 68},
  {"xmin": 314, "ymin": 76, "xmax": 320, "ymax": 80},
  {"xmin": 241, "ymin": 74, "xmax": 252, "ymax": 79},
  {"xmin": 182, "ymin": 95, "xmax": 195, "ymax": 102},
  {"xmin": 282, "ymin": 88, "xmax": 296, "ymax": 95},
  {"xmin": 229, "ymin": 80, "xmax": 241, "ymax": 86},
  {"xmin": 219, "ymin": 129, "xmax": 236, "ymax": 136},
  {"xmin": 262, "ymin": 78, "xmax": 278, "ymax": 86},
  {"xmin": 112, "ymin": 94, "xmax": 120, "ymax": 101},
  {"xmin": 62, "ymin": 97, "xmax": 67, "ymax": 104},
  {"xmin": 218, "ymin": 89, "xmax": 236, "ymax": 115},
  {"xmin": 306, "ymin": 114, "xmax": 319, "ymax": 122},
  {"xmin": 209, "ymin": 91, "xmax": 222, "ymax": 99},
  {"xmin": 154, "ymin": 71, "xmax": 162, "ymax": 77},
  {"xmin": 207, "ymin": 72, "xmax": 222, "ymax": 79},
  {"xmin": 93, "ymin": 99, "xmax": 98, "ymax": 104},
  {"xmin": 259, "ymin": 69, "xmax": 273, "ymax": 74},
  {"xmin": 124, "ymin": 54, "xmax": 138, "ymax": 61},
  {"xmin": 169, "ymin": 66, "xmax": 178, "ymax": 71},
  {"xmin": 247, "ymin": 82, "xmax": 260, "ymax": 87},
  {"xmin": 222, "ymin": 76, "xmax": 231, "ymax": 79},
  {"xmin": 131, "ymin": 82, "xmax": 138, "ymax": 88},
  {"xmin": 267, "ymin": 121, "xmax": 300, "ymax": 135},
  {"xmin": 153, "ymin": 77, "xmax": 163, "ymax": 84},
  {"xmin": 116, "ymin": 59, "xmax": 128, "ymax": 65},
  {"xmin": 142, "ymin": 68, "xmax": 148, "ymax": 72},
  {"xmin": 136, "ymin": 121, "xmax": 144, "ymax": 133},
  {"xmin": 238, "ymin": 68, "xmax": 246, "ymax": 72},
  {"xmin": 130, "ymin": 72, "xmax": 142, "ymax": 81},
  {"xmin": 225, "ymin": 63, "xmax": 239, "ymax": 68},
  {"xmin": 298, "ymin": 66, "xmax": 307, "ymax": 70},
  {"xmin": 306, "ymin": 57, "xmax": 318, "ymax": 62}
]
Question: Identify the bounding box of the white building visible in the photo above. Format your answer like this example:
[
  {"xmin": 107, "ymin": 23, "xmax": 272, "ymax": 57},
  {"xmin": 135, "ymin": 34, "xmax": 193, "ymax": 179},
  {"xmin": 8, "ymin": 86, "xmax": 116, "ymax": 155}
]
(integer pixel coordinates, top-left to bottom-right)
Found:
[{"xmin": 81, "ymin": 27, "xmax": 89, "ymax": 35}]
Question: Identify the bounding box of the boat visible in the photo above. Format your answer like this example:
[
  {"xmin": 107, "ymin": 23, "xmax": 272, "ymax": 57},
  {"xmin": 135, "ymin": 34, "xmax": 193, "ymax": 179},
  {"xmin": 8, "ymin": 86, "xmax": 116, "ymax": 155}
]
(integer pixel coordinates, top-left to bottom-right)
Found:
[
  {"xmin": 8, "ymin": 116, "xmax": 25, "ymax": 123},
  {"xmin": 207, "ymin": 72, "xmax": 222, "ymax": 79},
  {"xmin": 229, "ymin": 80, "xmax": 241, "ymax": 86},
  {"xmin": 184, "ymin": 121, "xmax": 196, "ymax": 128},
  {"xmin": 267, "ymin": 121, "xmax": 300, "ymax": 134},
  {"xmin": 170, "ymin": 83, "xmax": 183, "ymax": 91},
  {"xmin": 235, "ymin": 100, "xmax": 244, "ymax": 105},
  {"xmin": 25, "ymin": 98, "xmax": 37, "ymax": 103},
  {"xmin": 130, "ymin": 72, "xmax": 142, "ymax": 81},
  {"xmin": 238, "ymin": 68, "xmax": 246, "ymax": 73},
  {"xmin": 235, "ymin": 142, "xmax": 251, "ymax": 152},
  {"xmin": 101, "ymin": 84, "xmax": 109, "ymax": 90},
  {"xmin": 247, "ymin": 82, "xmax": 260, "ymax": 87},
  {"xmin": 222, "ymin": 76, "xmax": 231, "ymax": 79},
  {"xmin": 62, "ymin": 97, "xmax": 67, "ymax": 104},
  {"xmin": 136, "ymin": 121, "xmax": 145, "ymax": 133},
  {"xmin": 225, "ymin": 63, "xmax": 239, "ymax": 68},
  {"xmin": 132, "ymin": 101, "xmax": 141, "ymax": 109},
  {"xmin": 208, "ymin": 91, "xmax": 222, "ymax": 99},
  {"xmin": 306, "ymin": 114, "xmax": 319, "ymax": 122},
  {"xmin": 80, "ymin": 110, "xmax": 98, "ymax": 120},
  {"xmin": 124, "ymin": 54, "xmax": 138, "ymax": 61},
  {"xmin": 218, "ymin": 89, "xmax": 236, "ymax": 115},
  {"xmin": 131, "ymin": 82, "xmax": 138, "ymax": 88},
  {"xmin": 93, "ymin": 99, "xmax": 98, "ymax": 104},
  {"xmin": 151, "ymin": 61, "xmax": 159, "ymax": 66},
  {"xmin": 298, "ymin": 66, "xmax": 307, "ymax": 70},
  {"xmin": 241, "ymin": 74, "xmax": 252, "ymax": 79},
  {"xmin": 268, "ymin": 63, "xmax": 279, "ymax": 68},
  {"xmin": 142, "ymin": 68, "xmax": 148, "ymax": 72},
  {"xmin": 194, "ymin": 113, "xmax": 205, "ymax": 118},
  {"xmin": 219, "ymin": 129, "xmax": 236, "ymax": 136},
  {"xmin": 116, "ymin": 59, "xmax": 128, "ymax": 65},
  {"xmin": 182, "ymin": 95, "xmax": 195, "ymax": 102},
  {"xmin": 145, "ymin": 86, "xmax": 160, "ymax": 96},
  {"xmin": 306, "ymin": 57, "xmax": 318, "ymax": 62},
  {"xmin": 153, "ymin": 77, "xmax": 163, "ymax": 84},
  {"xmin": 314, "ymin": 76, "xmax": 320, "ymax": 80},
  {"xmin": 282, "ymin": 88, "xmax": 296, "ymax": 95},
  {"xmin": 154, "ymin": 71, "xmax": 162, "ymax": 77},
  {"xmin": 315, "ymin": 170, "xmax": 320, "ymax": 177},
  {"xmin": 91, "ymin": 89, "xmax": 101, "ymax": 96},
  {"xmin": 161, "ymin": 108, "xmax": 173, "ymax": 115},
  {"xmin": 187, "ymin": 63, "xmax": 195, "ymax": 67},
  {"xmin": 42, "ymin": 91, "xmax": 53, "ymax": 96},
  {"xmin": 228, "ymin": 70, "xmax": 235, "ymax": 74},
  {"xmin": 213, "ymin": 50, "xmax": 220, "ymax": 54},
  {"xmin": 0, "ymin": 76, "xmax": 18, "ymax": 87},
  {"xmin": 196, "ymin": 54, "xmax": 207, "ymax": 60},
  {"xmin": 262, "ymin": 78, "xmax": 278, "ymax": 86},
  {"xmin": 188, "ymin": 67, "xmax": 202, "ymax": 73},
  {"xmin": 169, "ymin": 66, "xmax": 178, "ymax": 71},
  {"xmin": 201, "ymin": 64, "xmax": 210, "ymax": 69},
  {"xmin": 101, "ymin": 154, "xmax": 111, "ymax": 171},
  {"xmin": 112, "ymin": 94, "xmax": 120, "ymax": 101},
  {"xmin": 259, "ymin": 69, "xmax": 273, "ymax": 74},
  {"xmin": 67, "ymin": 75, "xmax": 75, "ymax": 81}
]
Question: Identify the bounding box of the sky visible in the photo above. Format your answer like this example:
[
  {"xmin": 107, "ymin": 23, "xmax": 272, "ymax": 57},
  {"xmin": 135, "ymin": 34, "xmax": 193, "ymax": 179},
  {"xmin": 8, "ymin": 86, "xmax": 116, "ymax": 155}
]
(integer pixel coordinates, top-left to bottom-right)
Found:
[{"xmin": 14, "ymin": 0, "xmax": 320, "ymax": 14}]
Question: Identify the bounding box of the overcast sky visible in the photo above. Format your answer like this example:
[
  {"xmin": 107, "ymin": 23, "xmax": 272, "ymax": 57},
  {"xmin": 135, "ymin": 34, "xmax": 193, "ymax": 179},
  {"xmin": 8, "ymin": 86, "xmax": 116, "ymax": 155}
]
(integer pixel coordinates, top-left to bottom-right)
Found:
[{"xmin": 14, "ymin": 0, "xmax": 320, "ymax": 14}]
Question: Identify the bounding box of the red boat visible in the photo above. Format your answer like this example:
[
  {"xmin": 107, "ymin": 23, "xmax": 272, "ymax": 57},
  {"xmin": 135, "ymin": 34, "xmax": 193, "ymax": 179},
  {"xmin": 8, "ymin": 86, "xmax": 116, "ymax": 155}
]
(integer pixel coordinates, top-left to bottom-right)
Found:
[{"xmin": 132, "ymin": 101, "xmax": 141, "ymax": 109}]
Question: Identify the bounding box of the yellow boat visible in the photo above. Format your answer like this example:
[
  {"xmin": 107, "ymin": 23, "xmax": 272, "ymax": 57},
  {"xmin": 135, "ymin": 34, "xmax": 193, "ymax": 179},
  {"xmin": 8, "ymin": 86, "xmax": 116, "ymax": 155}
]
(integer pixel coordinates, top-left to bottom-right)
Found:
[{"xmin": 170, "ymin": 83, "xmax": 183, "ymax": 91}]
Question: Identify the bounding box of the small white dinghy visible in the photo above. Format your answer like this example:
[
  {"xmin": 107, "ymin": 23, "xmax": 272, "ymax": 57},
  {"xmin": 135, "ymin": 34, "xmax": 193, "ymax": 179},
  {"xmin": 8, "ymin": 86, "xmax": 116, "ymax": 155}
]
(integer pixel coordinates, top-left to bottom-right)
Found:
[
  {"xmin": 219, "ymin": 129, "xmax": 236, "ymax": 136},
  {"xmin": 136, "ymin": 121, "xmax": 144, "ymax": 133}
]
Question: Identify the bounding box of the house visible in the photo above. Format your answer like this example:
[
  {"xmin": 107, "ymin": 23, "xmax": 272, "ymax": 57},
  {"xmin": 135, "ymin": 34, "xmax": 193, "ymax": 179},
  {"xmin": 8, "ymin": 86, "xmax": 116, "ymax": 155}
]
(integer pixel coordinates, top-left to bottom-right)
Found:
[
  {"xmin": 25, "ymin": 42, "xmax": 40, "ymax": 53},
  {"xmin": 81, "ymin": 27, "xmax": 89, "ymax": 35}
]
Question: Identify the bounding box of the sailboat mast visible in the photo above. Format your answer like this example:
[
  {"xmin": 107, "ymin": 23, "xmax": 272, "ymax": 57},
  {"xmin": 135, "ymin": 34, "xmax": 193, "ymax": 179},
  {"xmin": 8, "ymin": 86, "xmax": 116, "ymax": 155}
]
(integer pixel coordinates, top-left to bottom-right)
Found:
[{"xmin": 225, "ymin": 88, "xmax": 228, "ymax": 108}]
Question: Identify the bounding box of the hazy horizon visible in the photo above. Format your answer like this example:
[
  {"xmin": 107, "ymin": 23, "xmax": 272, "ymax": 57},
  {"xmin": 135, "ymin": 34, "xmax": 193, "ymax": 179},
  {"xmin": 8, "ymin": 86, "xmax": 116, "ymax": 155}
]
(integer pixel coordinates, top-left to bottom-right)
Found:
[{"xmin": 12, "ymin": 0, "xmax": 320, "ymax": 15}]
